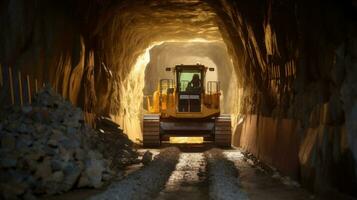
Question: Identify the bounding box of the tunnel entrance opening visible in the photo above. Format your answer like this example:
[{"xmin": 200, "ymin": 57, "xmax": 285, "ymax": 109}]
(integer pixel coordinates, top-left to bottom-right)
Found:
[
  {"xmin": 136, "ymin": 41, "xmax": 241, "ymax": 145},
  {"xmin": 80, "ymin": 0, "xmax": 246, "ymax": 146},
  {"xmin": 111, "ymin": 39, "xmax": 243, "ymax": 144}
]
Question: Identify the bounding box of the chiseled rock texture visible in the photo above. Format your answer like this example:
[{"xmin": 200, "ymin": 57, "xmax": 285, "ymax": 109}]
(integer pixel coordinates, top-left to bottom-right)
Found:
[{"xmin": 0, "ymin": 0, "xmax": 356, "ymax": 197}]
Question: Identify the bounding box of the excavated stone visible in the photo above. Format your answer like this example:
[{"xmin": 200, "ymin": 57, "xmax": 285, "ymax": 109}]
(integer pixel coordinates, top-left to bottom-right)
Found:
[
  {"xmin": 50, "ymin": 129, "xmax": 65, "ymax": 141},
  {"xmin": 0, "ymin": 80, "xmax": 138, "ymax": 199},
  {"xmin": 47, "ymin": 171, "xmax": 64, "ymax": 183},
  {"xmin": 74, "ymin": 148, "xmax": 86, "ymax": 161},
  {"xmin": 142, "ymin": 150, "xmax": 153, "ymax": 165},
  {"xmin": 1, "ymin": 135, "xmax": 16, "ymax": 150},
  {"xmin": 6, "ymin": 122, "xmax": 20, "ymax": 133},
  {"xmin": 16, "ymin": 134, "xmax": 33, "ymax": 148},
  {"xmin": 61, "ymin": 163, "xmax": 81, "ymax": 191},
  {"xmin": 50, "ymin": 159, "xmax": 64, "ymax": 171},
  {"xmin": 47, "ymin": 139, "xmax": 58, "ymax": 147},
  {"xmin": 66, "ymin": 127, "xmax": 77, "ymax": 135},
  {"xmin": 102, "ymin": 171, "xmax": 113, "ymax": 182},
  {"xmin": 60, "ymin": 138, "xmax": 80, "ymax": 149},
  {"xmin": 17, "ymin": 123, "xmax": 30, "ymax": 133},
  {"xmin": 0, "ymin": 155, "xmax": 18, "ymax": 168},
  {"xmin": 88, "ymin": 150, "xmax": 103, "ymax": 160},
  {"xmin": 21, "ymin": 106, "xmax": 33, "ymax": 114},
  {"xmin": 77, "ymin": 173, "xmax": 91, "ymax": 188},
  {"xmin": 43, "ymin": 146, "xmax": 58, "ymax": 156},
  {"xmin": 59, "ymin": 147, "xmax": 73, "ymax": 162},
  {"xmin": 34, "ymin": 160, "xmax": 52, "ymax": 180},
  {"xmin": 76, "ymin": 160, "xmax": 85, "ymax": 172},
  {"xmin": 0, "ymin": 182, "xmax": 27, "ymax": 196},
  {"xmin": 85, "ymin": 159, "xmax": 105, "ymax": 188},
  {"xmin": 23, "ymin": 192, "xmax": 38, "ymax": 200},
  {"xmin": 27, "ymin": 149, "xmax": 45, "ymax": 161}
]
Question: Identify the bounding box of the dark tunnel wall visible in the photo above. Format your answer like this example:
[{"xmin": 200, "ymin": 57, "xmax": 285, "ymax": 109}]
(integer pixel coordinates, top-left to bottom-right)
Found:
[
  {"xmin": 211, "ymin": 0, "xmax": 357, "ymax": 195},
  {"xmin": 0, "ymin": 0, "xmax": 357, "ymax": 196}
]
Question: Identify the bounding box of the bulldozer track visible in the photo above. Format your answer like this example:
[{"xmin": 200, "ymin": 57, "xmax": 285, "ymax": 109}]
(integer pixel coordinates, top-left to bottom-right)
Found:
[
  {"xmin": 143, "ymin": 114, "xmax": 161, "ymax": 147},
  {"xmin": 143, "ymin": 114, "xmax": 231, "ymax": 147},
  {"xmin": 214, "ymin": 114, "xmax": 232, "ymax": 147}
]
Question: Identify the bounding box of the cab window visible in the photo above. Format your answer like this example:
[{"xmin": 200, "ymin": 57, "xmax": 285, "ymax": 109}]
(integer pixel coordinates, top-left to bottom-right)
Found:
[{"xmin": 178, "ymin": 70, "xmax": 201, "ymax": 92}]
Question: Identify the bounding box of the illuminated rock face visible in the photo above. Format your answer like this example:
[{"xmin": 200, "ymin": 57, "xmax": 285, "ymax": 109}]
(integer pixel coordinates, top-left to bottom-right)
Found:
[
  {"xmin": 0, "ymin": 0, "xmax": 357, "ymax": 195},
  {"xmin": 144, "ymin": 42, "xmax": 238, "ymax": 114}
]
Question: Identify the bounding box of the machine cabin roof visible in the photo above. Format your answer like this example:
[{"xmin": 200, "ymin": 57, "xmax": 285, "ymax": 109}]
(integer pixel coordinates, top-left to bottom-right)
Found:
[{"xmin": 175, "ymin": 64, "xmax": 207, "ymax": 71}]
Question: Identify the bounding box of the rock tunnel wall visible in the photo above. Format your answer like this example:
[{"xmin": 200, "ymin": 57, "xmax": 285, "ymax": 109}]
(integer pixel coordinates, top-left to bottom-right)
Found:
[
  {"xmin": 212, "ymin": 0, "xmax": 357, "ymax": 196},
  {"xmin": 1, "ymin": 0, "xmax": 357, "ymax": 196}
]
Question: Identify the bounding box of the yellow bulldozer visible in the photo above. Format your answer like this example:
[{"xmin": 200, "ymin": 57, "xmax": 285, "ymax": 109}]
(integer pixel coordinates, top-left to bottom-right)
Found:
[{"xmin": 143, "ymin": 64, "xmax": 231, "ymax": 147}]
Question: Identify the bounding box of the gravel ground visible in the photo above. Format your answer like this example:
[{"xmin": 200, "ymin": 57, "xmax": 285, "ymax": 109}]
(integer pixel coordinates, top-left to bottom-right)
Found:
[
  {"xmin": 205, "ymin": 148, "xmax": 249, "ymax": 200},
  {"xmin": 89, "ymin": 147, "xmax": 180, "ymax": 200},
  {"xmin": 155, "ymin": 153, "xmax": 208, "ymax": 200}
]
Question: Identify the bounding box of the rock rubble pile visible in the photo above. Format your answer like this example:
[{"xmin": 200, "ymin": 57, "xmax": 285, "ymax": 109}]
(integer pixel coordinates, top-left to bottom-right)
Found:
[
  {"xmin": 0, "ymin": 87, "xmax": 138, "ymax": 199},
  {"xmin": 93, "ymin": 116, "xmax": 140, "ymax": 170}
]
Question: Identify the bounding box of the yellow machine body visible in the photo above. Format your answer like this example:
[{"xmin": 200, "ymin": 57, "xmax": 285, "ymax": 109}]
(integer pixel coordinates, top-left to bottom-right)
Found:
[{"xmin": 146, "ymin": 84, "xmax": 220, "ymax": 119}]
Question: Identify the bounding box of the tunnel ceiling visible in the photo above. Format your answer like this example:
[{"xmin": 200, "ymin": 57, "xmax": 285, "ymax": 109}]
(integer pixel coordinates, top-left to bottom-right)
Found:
[
  {"xmin": 1, "ymin": 0, "xmax": 357, "ymax": 124},
  {"xmin": 92, "ymin": 0, "xmax": 223, "ymax": 76}
]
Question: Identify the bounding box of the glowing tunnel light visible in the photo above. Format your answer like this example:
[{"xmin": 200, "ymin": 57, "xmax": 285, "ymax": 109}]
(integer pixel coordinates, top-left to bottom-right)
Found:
[{"xmin": 169, "ymin": 137, "xmax": 204, "ymax": 144}]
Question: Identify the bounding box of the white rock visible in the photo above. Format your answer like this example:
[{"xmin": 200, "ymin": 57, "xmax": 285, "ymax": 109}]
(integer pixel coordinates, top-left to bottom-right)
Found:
[
  {"xmin": 85, "ymin": 159, "xmax": 105, "ymax": 188},
  {"xmin": 247, "ymin": 159, "xmax": 254, "ymax": 166}
]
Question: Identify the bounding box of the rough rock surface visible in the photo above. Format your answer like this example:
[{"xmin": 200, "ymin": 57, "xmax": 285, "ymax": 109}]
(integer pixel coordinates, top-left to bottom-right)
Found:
[
  {"xmin": 141, "ymin": 150, "xmax": 153, "ymax": 165},
  {"xmin": 94, "ymin": 116, "xmax": 140, "ymax": 169},
  {"xmin": 0, "ymin": 87, "xmax": 138, "ymax": 199}
]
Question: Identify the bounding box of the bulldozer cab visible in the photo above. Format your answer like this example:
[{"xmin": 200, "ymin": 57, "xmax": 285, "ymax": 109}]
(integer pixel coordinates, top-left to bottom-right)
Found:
[
  {"xmin": 152, "ymin": 64, "xmax": 220, "ymax": 116},
  {"xmin": 175, "ymin": 65, "xmax": 205, "ymax": 112}
]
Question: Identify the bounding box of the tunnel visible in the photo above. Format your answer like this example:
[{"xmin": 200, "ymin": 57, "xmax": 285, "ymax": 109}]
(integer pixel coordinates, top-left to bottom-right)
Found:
[{"xmin": 0, "ymin": 0, "xmax": 357, "ymax": 199}]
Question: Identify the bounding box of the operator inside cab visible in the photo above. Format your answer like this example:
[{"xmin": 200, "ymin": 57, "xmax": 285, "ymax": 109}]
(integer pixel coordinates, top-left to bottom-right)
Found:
[{"xmin": 186, "ymin": 74, "xmax": 201, "ymax": 92}]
